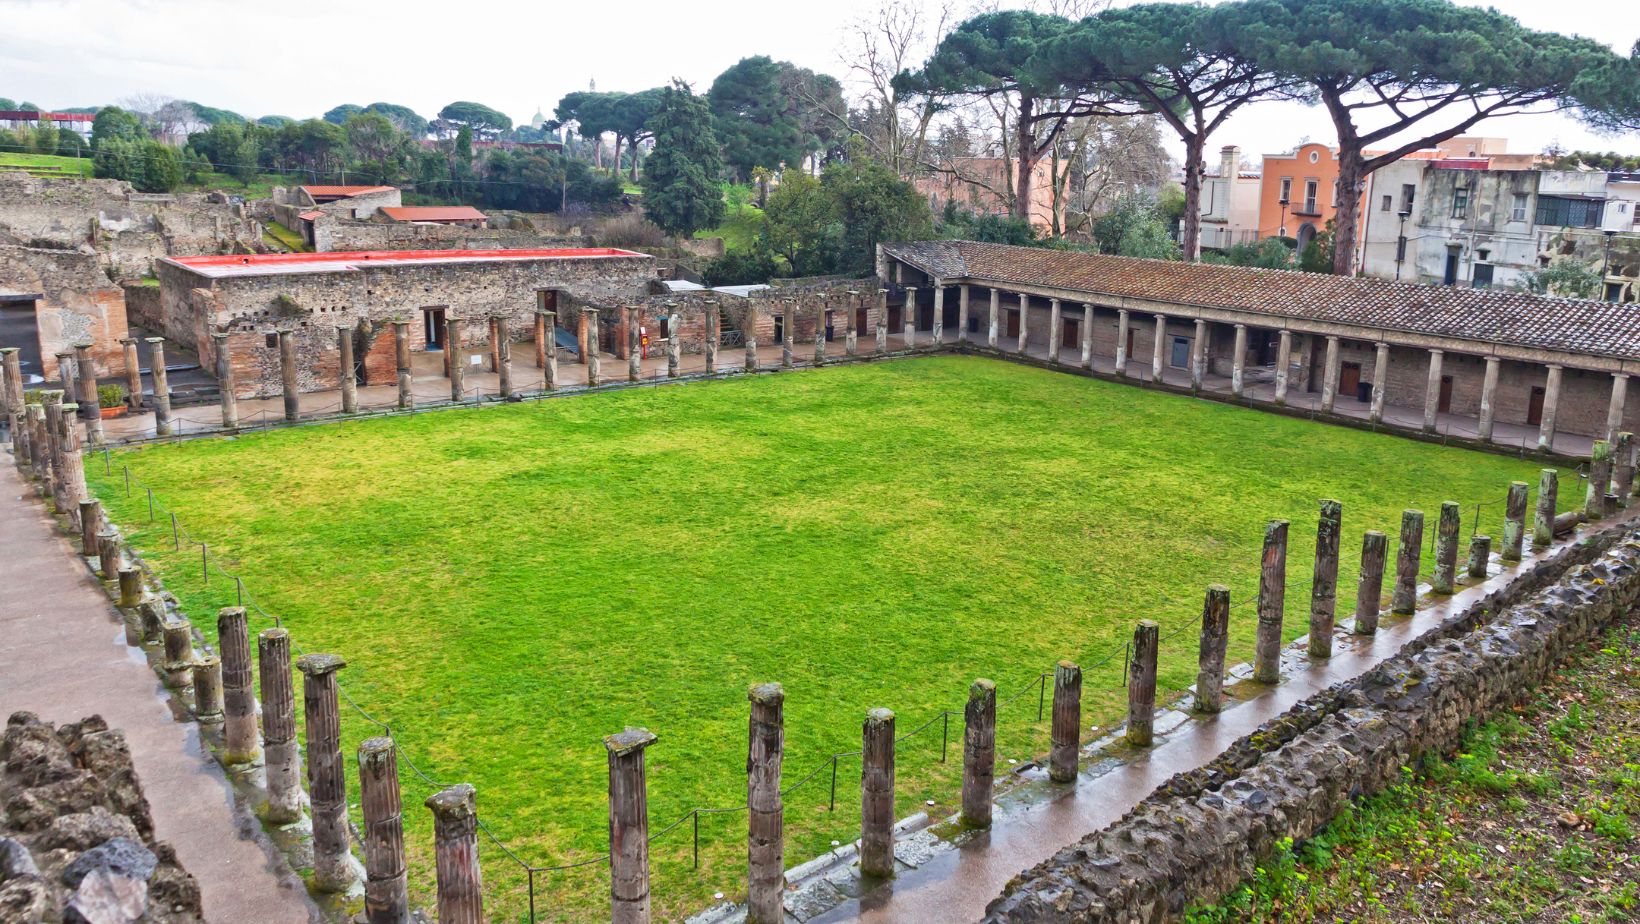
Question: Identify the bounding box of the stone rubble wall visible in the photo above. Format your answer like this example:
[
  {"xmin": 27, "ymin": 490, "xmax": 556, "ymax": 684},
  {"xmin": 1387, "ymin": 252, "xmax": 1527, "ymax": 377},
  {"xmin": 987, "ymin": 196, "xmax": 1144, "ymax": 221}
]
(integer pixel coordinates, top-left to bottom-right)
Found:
[
  {"xmin": 986, "ymin": 524, "xmax": 1640, "ymax": 923},
  {"xmin": 0, "ymin": 712, "xmax": 203, "ymax": 923}
]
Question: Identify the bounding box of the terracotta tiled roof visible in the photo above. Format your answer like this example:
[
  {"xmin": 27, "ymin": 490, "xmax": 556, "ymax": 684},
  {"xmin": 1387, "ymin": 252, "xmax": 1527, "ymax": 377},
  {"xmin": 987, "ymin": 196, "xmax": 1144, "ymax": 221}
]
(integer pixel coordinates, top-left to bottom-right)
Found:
[
  {"xmin": 883, "ymin": 240, "xmax": 1640, "ymax": 363},
  {"xmin": 379, "ymin": 206, "xmax": 487, "ymax": 223},
  {"xmin": 300, "ymin": 185, "xmax": 396, "ymax": 198}
]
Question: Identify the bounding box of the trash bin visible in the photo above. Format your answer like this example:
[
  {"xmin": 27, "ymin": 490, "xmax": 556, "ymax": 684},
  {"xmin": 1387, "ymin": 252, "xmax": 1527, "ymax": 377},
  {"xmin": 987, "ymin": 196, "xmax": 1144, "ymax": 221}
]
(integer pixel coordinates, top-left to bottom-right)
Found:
[{"xmin": 1356, "ymin": 381, "xmax": 1373, "ymax": 402}]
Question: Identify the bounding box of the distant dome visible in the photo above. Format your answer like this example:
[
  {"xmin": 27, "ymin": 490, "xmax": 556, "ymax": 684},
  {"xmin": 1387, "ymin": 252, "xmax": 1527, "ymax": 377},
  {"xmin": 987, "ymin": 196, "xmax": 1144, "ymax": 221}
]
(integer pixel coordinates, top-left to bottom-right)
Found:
[{"xmin": 530, "ymin": 106, "xmax": 545, "ymax": 129}]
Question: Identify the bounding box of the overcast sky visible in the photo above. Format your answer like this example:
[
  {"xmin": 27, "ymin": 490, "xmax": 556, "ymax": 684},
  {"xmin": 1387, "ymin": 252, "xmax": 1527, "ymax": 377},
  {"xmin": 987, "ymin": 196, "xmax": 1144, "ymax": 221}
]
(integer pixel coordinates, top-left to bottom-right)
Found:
[{"xmin": 5, "ymin": 0, "xmax": 1638, "ymax": 163}]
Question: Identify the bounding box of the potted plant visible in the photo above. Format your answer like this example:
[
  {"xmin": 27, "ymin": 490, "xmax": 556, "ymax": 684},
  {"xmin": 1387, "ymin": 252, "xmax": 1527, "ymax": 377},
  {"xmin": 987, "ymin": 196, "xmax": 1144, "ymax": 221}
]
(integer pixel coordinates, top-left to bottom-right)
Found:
[{"xmin": 97, "ymin": 383, "xmax": 128, "ymax": 418}]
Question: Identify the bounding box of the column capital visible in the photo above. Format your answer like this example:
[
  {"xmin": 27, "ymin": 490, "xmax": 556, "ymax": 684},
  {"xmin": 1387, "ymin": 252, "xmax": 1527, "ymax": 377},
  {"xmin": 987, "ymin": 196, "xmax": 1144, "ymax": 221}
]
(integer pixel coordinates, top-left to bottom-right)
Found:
[
  {"xmin": 748, "ymin": 682, "xmax": 785, "ymax": 705},
  {"xmin": 0, "ymin": 346, "xmax": 15, "ymax": 354},
  {"xmin": 1326, "ymin": 334, "xmax": 1340, "ymax": 343},
  {"xmin": 604, "ymin": 727, "xmax": 658, "ymax": 756},
  {"xmin": 1546, "ymin": 362, "xmax": 1564, "ymax": 371},
  {"xmin": 119, "ymin": 336, "xmax": 138, "ymax": 345},
  {"xmin": 296, "ymin": 653, "xmax": 347, "ymax": 676},
  {"xmin": 210, "ymin": 330, "xmax": 230, "ymax": 341},
  {"xmin": 143, "ymin": 336, "xmax": 165, "ymax": 345},
  {"xmin": 72, "ymin": 341, "xmax": 94, "ymax": 351},
  {"xmin": 1428, "ymin": 347, "xmax": 1444, "ymax": 356},
  {"xmin": 1233, "ymin": 323, "xmax": 1247, "ymax": 331},
  {"xmin": 1615, "ymin": 371, "xmax": 1631, "ymax": 381}
]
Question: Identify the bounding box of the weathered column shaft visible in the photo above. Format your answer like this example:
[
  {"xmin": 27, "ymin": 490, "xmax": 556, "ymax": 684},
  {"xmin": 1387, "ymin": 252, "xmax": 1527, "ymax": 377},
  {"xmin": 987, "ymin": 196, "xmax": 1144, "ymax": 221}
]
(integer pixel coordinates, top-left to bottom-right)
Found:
[
  {"xmin": 1273, "ymin": 330, "xmax": 1292, "ymax": 405},
  {"xmin": 744, "ymin": 306, "xmax": 760, "ymax": 372},
  {"xmin": 1320, "ymin": 336, "xmax": 1341, "ymax": 413},
  {"xmin": 146, "ymin": 339, "xmax": 173, "ymax": 435},
  {"xmin": 606, "ymin": 727, "xmax": 658, "ymax": 924},
  {"xmin": 1501, "ymin": 480, "xmax": 1529, "ymax": 561},
  {"xmin": 79, "ymin": 499, "xmax": 100, "ymax": 557},
  {"xmin": 541, "ymin": 310, "xmax": 559, "ymax": 390},
  {"xmin": 73, "ymin": 343, "xmax": 103, "ymax": 445},
  {"xmin": 257, "ymin": 627, "xmax": 302, "ymax": 824},
  {"xmin": 1586, "ymin": 440, "xmax": 1613, "ymax": 519},
  {"xmin": 960, "ymin": 679, "xmax": 996, "ymax": 828},
  {"xmin": 1477, "ymin": 356, "xmax": 1500, "ymax": 441},
  {"xmin": 706, "ymin": 301, "xmax": 721, "ymax": 370},
  {"xmin": 1422, "ymin": 349, "xmax": 1444, "ymax": 432},
  {"xmin": 746, "ymin": 684, "xmax": 785, "ymax": 924},
  {"xmin": 1048, "ymin": 299, "xmax": 1063, "ymax": 364},
  {"xmin": 56, "ymin": 403, "xmax": 87, "ymax": 521},
  {"xmin": 586, "ymin": 310, "xmax": 603, "ymax": 386},
  {"xmin": 666, "ymin": 309, "xmax": 680, "ymax": 378},
  {"xmin": 391, "ymin": 321, "xmax": 412, "ymax": 409},
  {"xmin": 217, "ymin": 607, "xmax": 257, "ymax": 762},
  {"xmin": 298, "ymin": 654, "xmax": 355, "ymax": 892},
  {"xmin": 859, "ymin": 708, "xmax": 896, "ymax": 879},
  {"xmin": 1369, "ymin": 343, "xmax": 1390, "ymax": 423},
  {"xmin": 426, "ymin": 784, "xmax": 484, "ymax": 924},
  {"xmin": 1080, "ymin": 304, "xmax": 1094, "ymax": 368},
  {"xmin": 986, "ymin": 289, "xmax": 999, "ymax": 350},
  {"xmin": 193, "ymin": 656, "xmax": 224, "ymax": 721},
  {"xmin": 846, "ymin": 290, "xmax": 860, "ymax": 356},
  {"xmin": 117, "ymin": 565, "xmax": 141, "ymax": 608},
  {"xmin": 337, "ymin": 326, "xmax": 357, "ymax": 414},
  {"xmin": 1391, "ymin": 509, "xmax": 1425, "ymax": 614},
  {"xmin": 904, "ymin": 286, "xmax": 918, "ymax": 349},
  {"xmin": 277, "ymin": 328, "xmax": 299, "ymax": 421},
  {"xmin": 1354, "ymin": 530, "xmax": 1388, "ymax": 634},
  {"xmin": 1049, "ymin": 660, "xmax": 1081, "ymax": 782},
  {"xmin": 781, "ymin": 303, "xmax": 795, "ymax": 370},
  {"xmin": 446, "ymin": 316, "xmax": 465, "ymax": 401},
  {"xmin": 628, "ymin": 308, "xmax": 644, "ymax": 382},
  {"xmin": 1232, "ymin": 324, "xmax": 1249, "ymax": 396},
  {"xmin": 1431, "ymin": 500, "xmax": 1461, "ymax": 594},
  {"xmin": 1537, "ymin": 364, "xmax": 1563, "ymax": 451},
  {"xmin": 160, "ymin": 618, "xmax": 194, "ymax": 687},
  {"xmin": 1253, "ymin": 520, "xmax": 1289, "ymax": 683},
  {"xmin": 497, "ymin": 317, "xmax": 516, "ymax": 395},
  {"xmin": 1195, "ymin": 585, "xmax": 1231, "ymax": 713},
  {"xmin": 1533, "ymin": 469, "xmax": 1558, "ymax": 548},
  {"xmin": 1190, "ymin": 319, "xmax": 1207, "ymax": 390},
  {"xmin": 1467, "ymin": 534, "xmax": 1491, "ymax": 579},
  {"xmin": 1615, "ymin": 432, "xmax": 1637, "ymax": 506},
  {"xmin": 358, "ymin": 738, "xmax": 411, "ymax": 924},
  {"xmin": 2, "ymin": 348, "xmax": 23, "ymax": 454},
  {"xmin": 534, "ymin": 309, "xmax": 549, "ymax": 373},
  {"xmin": 97, "ymin": 528, "xmax": 119, "ymax": 581},
  {"xmin": 1607, "ymin": 374, "xmax": 1629, "ymax": 444},
  {"xmin": 931, "ymin": 284, "xmax": 945, "ymax": 344},
  {"xmin": 1126, "ymin": 620, "xmax": 1160, "ymax": 745},
  {"xmin": 121, "ymin": 338, "xmax": 143, "ymax": 409},
  {"xmin": 1150, "ymin": 314, "xmax": 1166, "ymax": 380},
  {"xmin": 1309, "ymin": 499, "xmax": 1342, "ymax": 658},
  {"xmin": 956, "ymin": 285, "xmax": 970, "ymax": 345}
]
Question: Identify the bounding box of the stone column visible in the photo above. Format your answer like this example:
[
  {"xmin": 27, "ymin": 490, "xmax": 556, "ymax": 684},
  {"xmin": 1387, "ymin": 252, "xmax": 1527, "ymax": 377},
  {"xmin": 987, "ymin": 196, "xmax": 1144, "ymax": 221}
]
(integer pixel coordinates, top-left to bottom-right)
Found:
[
  {"xmin": 1047, "ymin": 299, "xmax": 1062, "ymax": 364},
  {"xmin": 1354, "ymin": 530, "xmax": 1387, "ymax": 634},
  {"xmin": 56, "ymin": 350, "xmax": 76, "ymax": 404},
  {"xmin": 903, "ymin": 286, "xmax": 917, "ymax": 349},
  {"xmin": 121, "ymin": 337, "xmax": 143, "ymax": 408},
  {"xmin": 56, "ymin": 404, "xmax": 87, "ymax": 523},
  {"xmin": 605, "ymin": 727, "xmax": 658, "ymax": 924},
  {"xmin": 1431, "ymin": 500, "xmax": 1460, "ymax": 594},
  {"xmin": 1501, "ymin": 480, "xmax": 1529, "ymax": 562},
  {"xmin": 1151, "ymin": 314, "xmax": 1167, "ymax": 380},
  {"xmin": 1049, "ymin": 660, "xmax": 1081, "ymax": 782},
  {"xmin": 1320, "ymin": 335, "xmax": 1341, "ymax": 413},
  {"xmin": 297, "ymin": 654, "xmax": 355, "ymax": 892},
  {"xmin": 847, "ymin": 290, "xmax": 861, "ymax": 356},
  {"xmin": 1115, "ymin": 311, "xmax": 1131, "ymax": 377},
  {"xmin": 1126, "ymin": 621, "xmax": 1159, "ymax": 745},
  {"xmin": 576, "ymin": 309, "xmax": 590, "ymax": 364},
  {"xmin": 446, "ymin": 316, "xmax": 465, "ymax": 401},
  {"xmin": 1080, "ymin": 304, "xmax": 1094, "ymax": 368},
  {"xmin": 959, "ymin": 679, "xmax": 996, "ymax": 829},
  {"xmin": 1537, "ymin": 364, "xmax": 1562, "ymax": 451},
  {"xmin": 426, "ymin": 784, "xmax": 483, "ymax": 924},
  {"xmin": 540, "ymin": 310, "xmax": 559, "ymax": 391},
  {"xmin": 73, "ymin": 343, "xmax": 103, "ymax": 445},
  {"xmin": 358, "ymin": 738, "xmax": 410, "ymax": 924},
  {"xmin": 813, "ymin": 296, "xmax": 828, "ymax": 367},
  {"xmin": 1190, "ymin": 319, "xmax": 1207, "ymax": 390},
  {"xmin": 337, "ymin": 326, "xmax": 357, "ymax": 413},
  {"xmin": 931, "ymin": 283, "xmax": 945, "ymax": 345},
  {"xmin": 217, "ymin": 607, "xmax": 259, "ymax": 763},
  {"xmin": 586, "ymin": 309, "xmax": 603, "ymax": 386},
  {"xmin": 628, "ymin": 308, "xmax": 643, "ymax": 383},
  {"xmin": 2, "ymin": 348, "xmax": 22, "ymax": 452},
  {"xmin": 257, "ymin": 627, "xmax": 302, "ymax": 824},
  {"xmin": 534, "ymin": 309, "xmax": 549, "ymax": 373},
  {"xmin": 276, "ymin": 328, "xmax": 298, "ymax": 421},
  {"xmin": 1607, "ymin": 373, "xmax": 1629, "ymax": 443},
  {"xmin": 1253, "ymin": 520, "xmax": 1289, "ymax": 684},
  {"xmin": 780, "ymin": 303, "xmax": 795, "ymax": 370},
  {"xmin": 160, "ymin": 619, "xmax": 195, "ymax": 688},
  {"xmin": 743, "ymin": 306, "xmax": 760, "ymax": 373},
  {"xmin": 1587, "ymin": 440, "xmax": 1613, "ymax": 519},
  {"xmin": 706, "ymin": 300, "xmax": 722, "ymax": 371},
  {"xmin": 1467, "ymin": 535, "xmax": 1491, "ymax": 579},
  {"xmin": 96, "ymin": 528, "xmax": 118, "ymax": 580},
  {"xmin": 193, "ymin": 656, "xmax": 224, "ymax": 722},
  {"xmin": 1369, "ymin": 343, "xmax": 1390, "ymax": 423},
  {"xmin": 495, "ymin": 316, "xmax": 515, "ymax": 397},
  {"xmin": 487, "ymin": 316, "xmax": 503, "ymax": 374},
  {"xmin": 1615, "ymin": 432, "xmax": 1636, "ymax": 505},
  {"xmin": 1309, "ymin": 499, "xmax": 1342, "ymax": 658},
  {"xmin": 40, "ymin": 392, "xmax": 63, "ymax": 508},
  {"xmin": 986, "ymin": 288, "xmax": 999, "ymax": 350},
  {"xmin": 1232, "ymin": 324, "xmax": 1249, "ymax": 396},
  {"xmin": 392, "ymin": 321, "xmax": 412, "ymax": 408},
  {"xmin": 860, "ymin": 708, "xmax": 896, "ymax": 879},
  {"xmin": 1533, "ymin": 469, "xmax": 1557, "ymax": 548},
  {"xmin": 747, "ymin": 684, "xmax": 785, "ymax": 924},
  {"xmin": 1274, "ymin": 330, "xmax": 1292, "ymax": 405},
  {"xmin": 79, "ymin": 500, "xmax": 99, "ymax": 557},
  {"xmin": 1478, "ymin": 356, "xmax": 1500, "ymax": 441},
  {"xmin": 145, "ymin": 338, "xmax": 172, "ymax": 435},
  {"xmin": 877, "ymin": 290, "xmax": 890, "ymax": 355},
  {"xmin": 1391, "ymin": 509, "xmax": 1424, "ymax": 614},
  {"xmin": 1423, "ymin": 349, "xmax": 1445, "ymax": 431},
  {"xmin": 1195, "ymin": 584, "xmax": 1230, "ymax": 713},
  {"xmin": 1016, "ymin": 294, "xmax": 1031, "ymax": 354},
  {"xmin": 666, "ymin": 307, "xmax": 680, "ymax": 378},
  {"xmin": 956, "ymin": 285, "xmax": 970, "ymax": 345}
]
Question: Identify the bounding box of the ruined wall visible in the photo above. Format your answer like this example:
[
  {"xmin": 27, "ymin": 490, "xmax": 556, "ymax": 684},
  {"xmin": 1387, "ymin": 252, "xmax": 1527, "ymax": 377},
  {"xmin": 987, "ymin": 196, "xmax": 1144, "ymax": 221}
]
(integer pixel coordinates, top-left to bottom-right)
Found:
[
  {"xmin": 121, "ymin": 282, "xmax": 162, "ymax": 332},
  {"xmin": 0, "ymin": 244, "xmax": 129, "ymax": 378},
  {"xmin": 310, "ymin": 216, "xmax": 586, "ymax": 253},
  {"xmin": 987, "ymin": 522, "xmax": 1640, "ymax": 923}
]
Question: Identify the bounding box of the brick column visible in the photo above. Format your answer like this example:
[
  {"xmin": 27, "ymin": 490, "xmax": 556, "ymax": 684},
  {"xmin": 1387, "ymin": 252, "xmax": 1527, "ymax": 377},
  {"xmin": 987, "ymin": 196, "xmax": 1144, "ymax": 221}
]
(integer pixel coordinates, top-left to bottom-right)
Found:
[
  {"xmin": 1231, "ymin": 324, "xmax": 1249, "ymax": 396},
  {"xmin": 274, "ymin": 328, "xmax": 297, "ymax": 421},
  {"xmin": 358, "ymin": 738, "xmax": 410, "ymax": 924},
  {"xmin": 217, "ymin": 607, "xmax": 259, "ymax": 763},
  {"xmin": 606, "ymin": 727, "xmax": 658, "ymax": 924},
  {"xmin": 121, "ymin": 337, "xmax": 143, "ymax": 409},
  {"xmin": 534, "ymin": 309, "xmax": 549, "ymax": 373},
  {"xmin": 426, "ymin": 785, "xmax": 484, "ymax": 924},
  {"xmin": 1151, "ymin": 314, "xmax": 1166, "ymax": 380},
  {"xmin": 1369, "ymin": 343, "xmax": 1389, "ymax": 423},
  {"xmin": 986, "ymin": 288, "xmax": 999, "ymax": 350},
  {"xmin": 337, "ymin": 326, "xmax": 357, "ymax": 414},
  {"xmin": 1274, "ymin": 330, "xmax": 1292, "ymax": 405},
  {"xmin": 1478, "ymin": 356, "xmax": 1500, "ymax": 441},
  {"xmin": 1320, "ymin": 335, "xmax": 1341, "ymax": 413},
  {"xmin": 487, "ymin": 316, "xmax": 503, "ymax": 373},
  {"xmin": 392, "ymin": 320, "xmax": 412, "ymax": 408},
  {"xmin": 257, "ymin": 627, "xmax": 302, "ymax": 824},
  {"xmin": 1047, "ymin": 299, "xmax": 1062, "ymax": 364},
  {"xmin": 576, "ymin": 309, "xmax": 590, "ymax": 364},
  {"xmin": 73, "ymin": 343, "xmax": 103, "ymax": 444},
  {"xmin": 1536, "ymin": 364, "xmax": 1562, "ymax": 452},
  {"xmin": 144, "ymin": 338, "xmax": 172, "ymax": 436},
  {"xmin": 297, "ymin": 654, "xmax": 356, "ymax": 892},
  {"xmin": 746, "ymin": 684, "xmax": 785, "ymax": 924},
  {"xmin": 1607, "ymin": 373, "xmax": 1629, "ymax": 444},
  {"xmin": 1422, "ymin": 349, "xmax": 1444, "ymax": 431}
]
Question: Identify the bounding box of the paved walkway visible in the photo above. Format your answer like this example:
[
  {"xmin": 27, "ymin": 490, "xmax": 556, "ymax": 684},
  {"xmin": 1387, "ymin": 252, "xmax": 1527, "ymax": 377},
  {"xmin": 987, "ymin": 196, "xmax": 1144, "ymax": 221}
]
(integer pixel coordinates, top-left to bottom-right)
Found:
[{"xmin": 0, "ymin": 461, "xmax": 317, "ymax": 923}]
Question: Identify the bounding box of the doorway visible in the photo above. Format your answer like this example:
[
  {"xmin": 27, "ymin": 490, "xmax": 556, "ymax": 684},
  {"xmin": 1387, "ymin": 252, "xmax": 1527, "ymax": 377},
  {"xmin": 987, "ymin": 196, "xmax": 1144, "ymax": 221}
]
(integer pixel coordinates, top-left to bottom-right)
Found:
[
  {"xmin": 1438, "ymin": 375, "xmax": 1454, "ymax": 413},
  {"xmin": 0, "ymin": 295, "xmax": 44, "ymax": 386},
  {"xmin": 855, "ymin": 304, "xmax": 868, "ymax": 335},
  {"xmin": 1170, "ymin": 336, "xmax": 1190, "ymax": 368},
  {"xmin": 1006, "ymin": 309, "xmax": 1020, "ymax": 338},
  {"xmin": 1126, "ymin": 326, "xmax": 1136, "ymax": 359},
  {"xmin": 823, "ymin": 310, "xmax": 835, "ymax": 342},
  {"xmin": 1443, "ymin": 248, "xmax": 1460, "ymax": 285},
  {"xmin": 423, "ymin": 307, "xmax": 446, "ymax": 349},
  {"xmin": 1528, "ymin": 386, "xmax": 1545, "ymax": 425},
  {"xmin": 888, "ymin": 303, "xmax": 903, "ymax": 332},
  {"xmin": 1061, "ymin": 316, "xmax": 1080, "ymax": 349},
  {"xmin": 1340, "ymin": 361, "xmax": 1361, "ymax": 397},
  {"xmin": 942, "ymin": 292, "xmax": 960, "ymax": 330},
  {"xmin": 773, "ymin": 314, "xmax": 785, "ymax": 344}
]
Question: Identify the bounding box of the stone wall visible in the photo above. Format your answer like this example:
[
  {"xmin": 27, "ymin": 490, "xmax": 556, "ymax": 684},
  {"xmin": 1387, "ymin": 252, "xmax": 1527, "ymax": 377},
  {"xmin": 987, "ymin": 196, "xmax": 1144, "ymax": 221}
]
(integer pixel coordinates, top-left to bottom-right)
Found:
[
  {"xmin": 0, "ymin": 712, "xmax": 204, "ymax": 923},
  {"xmin": 310, "ymin": 215, "xmax": 587, "ymax": 253},
  {"xmin": 121, "ymin": 282, "xmax": 162, "ymax": 332},
  {"xmin": 0, "ymin": 243, "xmax": 130, "ymax": 379},
  {"xmin": 985, "ymin": 520, "xmax": 1640, "ymax": 923}
]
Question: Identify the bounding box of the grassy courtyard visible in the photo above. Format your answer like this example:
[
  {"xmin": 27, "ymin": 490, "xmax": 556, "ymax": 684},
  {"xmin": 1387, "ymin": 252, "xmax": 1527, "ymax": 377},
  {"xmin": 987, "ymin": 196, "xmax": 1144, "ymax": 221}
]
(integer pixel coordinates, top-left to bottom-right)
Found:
[{"xmin": 85, "ymin": 354, "xmax": 1566, "ymax": 921}]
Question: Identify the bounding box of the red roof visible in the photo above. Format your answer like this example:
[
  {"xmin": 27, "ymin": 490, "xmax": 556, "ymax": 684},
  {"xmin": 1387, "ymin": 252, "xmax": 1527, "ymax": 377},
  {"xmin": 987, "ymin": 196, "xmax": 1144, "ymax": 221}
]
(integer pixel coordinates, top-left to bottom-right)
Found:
[
  {"xmin": 300, "ymin": 185, "xmax": 396, "ymax": 199},
  {"xmin": 379, "ymin": 206, "xmax": 487, "ymax": 223},
  {"xmin": 0, "ymin": 110, "xmax": 94, "ymax": 123},
  {"xmin": 297, "ymin": 210, "xmax": 325, "ymax": 221},
  {"xmin": 162, "ymin": 248, "xmax": 648, "ymax": 279}
]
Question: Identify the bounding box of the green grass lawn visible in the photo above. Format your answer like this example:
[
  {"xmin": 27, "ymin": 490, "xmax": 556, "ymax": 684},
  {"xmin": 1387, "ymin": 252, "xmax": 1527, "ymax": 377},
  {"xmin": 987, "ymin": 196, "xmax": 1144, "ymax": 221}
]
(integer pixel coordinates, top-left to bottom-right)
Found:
[
  {"xmin": 696, "ymin": 199, "xmax": 765, "ymax": 254},
  {"xmin": 261, "ymin": 220, "xmax": 308, "ymax": 253},
  {"xmin": 85, "ymin": 355, "xmax": 1567, "ymax": 921},
  {"xmin": 0, "ymin": 151, "xmax": 94, "ymax": 176}
]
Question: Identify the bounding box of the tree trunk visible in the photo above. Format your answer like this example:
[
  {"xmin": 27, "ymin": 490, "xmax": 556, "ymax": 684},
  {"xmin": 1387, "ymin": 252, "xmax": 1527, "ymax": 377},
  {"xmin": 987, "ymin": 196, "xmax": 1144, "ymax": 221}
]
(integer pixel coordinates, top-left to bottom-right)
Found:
[
  {"xmin": 1331, "ymin": 145, "xmax": 1366, "ymax": 276},
  {"xmin": 611, "ymin": 137, "xmax": 622, "ymax": 177},
  {"xmin": 1179, "ymin": 135, "xmax": 1206, "ymax": 262},
  {"xmin": 1013, "ymin": 95, "xmax": 1036, "ymax": 223}
]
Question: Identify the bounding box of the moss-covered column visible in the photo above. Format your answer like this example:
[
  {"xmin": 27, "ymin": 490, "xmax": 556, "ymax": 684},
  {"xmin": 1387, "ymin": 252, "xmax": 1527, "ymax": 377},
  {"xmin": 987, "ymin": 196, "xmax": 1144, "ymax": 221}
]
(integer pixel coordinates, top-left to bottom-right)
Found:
[
  {"xmin": 1614, "ymin": 432, "xmax": 1636, "ymax": 506},
  {"xmin": 257, "ymin": 627, "xmax": 302, "ymax": 824},
  {"xmin": 1467, "ymin": 534, "xmax": 1491, "ymax": 579},
  {"xmin": 1354, "ymin": 530, "xmax": 1387, "ymax": 634},
  {"xmin": 73, "ymin": 342, "xmax": 103, "ymax": 444},
  {"xmin": 146, "ymin": 338, "xmax": 172, "ymax": 435},
  {"xmin": 1586, "ymin": 440, "xmax": 1613, "ymax": 519},
  {"xmin": 391, "ymin": 320, "xmax": 412, "ymax": 409},
  {"xmin": 1320, "ymin": 335, "xmax": 1341, "ymax": 413},
  {"xmin": 445, "ymin": 315, "xmax": 465, "ymax": 401},
  {"xmin": 746, "ymin": 683, "xmax": 785, "ymax": 924},
  {"xmin": 1049, "ymin": 661, "xmax": 1081, "ymax": 781},
  {"xmin": 1392, "ymin": 509, "xmax": 1424, "ymax": 614},
  {"xmin": 1309, "ymin": 499, "xmax": 1342, "ymax": 658},
  {"xmin": 1126, "ymin": 620, "xmax": 1159, "ymax": 745},
  {"xmin": 117, "ymin": 564, "xmax": 141, "ymax": 608},
  {"xmin": 860, "ymin": 708, "xmax": 896, "ymax": 879},
  {"xmin": 1274, "ymin": 330, "xmax": 1292, "ymax": 405},
  {"xmin": 337, "ymin": 325, "xmax": 358, "ymax": 413},
  {"xmin": 986, "ymin": 288, "xmax": 999, "ymax": 350},
  {"xmin": 1501, "ymin": 480, "xmax": 1529, "ymax": 562},
  {"xmin": 960, "ymin": 678, "xmax": 996, "ymax": 828},
  {"xmin": 277, "ymin": 328, "xmax": 299, "ymax": 421},
  {"xmin": 217, "ymin": 607, "xmax": 259, "ymax": 763},
  {"xmin": 298, "ymin": 653, "xmax": 355, "ymax": 892},
  {"xmin": 1195, "ymin": 585, "xmax": 1230, "ymax": 712},
  {"xmin": 1537, "ymin": 364, "xmax": 1562, "ymax": 452},
  {"xmin": 1432, "ymin": 501, "xmax": 1461, "ymax": 594},
  {"xmin": 1253, "ymin": 520, "xmax": 1289, "ymax": 683},
  {"xmin": 903, "ymin": 286, "xmax": 918, "ymax": 349},
  {"xmin": 426, "ymin": 784, "xmax": 483, "ymax": 924},
  {"xmin": 358, "ymin": 737, "xmax": 411, "ymax": 924},
  {"xmin": 1047, "ymin": 299, "xmax": 1063, "ymax": 364},
  {"xmin": 1477, "ymin": 356, "xmax": 1501, "ymax": 442},
  {"xmin": 606, "ymin": 727, "xmax": 658, "ymax": 924}
]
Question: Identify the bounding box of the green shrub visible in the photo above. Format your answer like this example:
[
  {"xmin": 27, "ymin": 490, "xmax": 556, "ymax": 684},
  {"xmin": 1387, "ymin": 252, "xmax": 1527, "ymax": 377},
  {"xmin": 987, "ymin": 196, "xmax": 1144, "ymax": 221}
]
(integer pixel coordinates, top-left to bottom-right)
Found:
[{"xmin": 97, "ymin": 382, "xmax": 126, "ymax": 408}]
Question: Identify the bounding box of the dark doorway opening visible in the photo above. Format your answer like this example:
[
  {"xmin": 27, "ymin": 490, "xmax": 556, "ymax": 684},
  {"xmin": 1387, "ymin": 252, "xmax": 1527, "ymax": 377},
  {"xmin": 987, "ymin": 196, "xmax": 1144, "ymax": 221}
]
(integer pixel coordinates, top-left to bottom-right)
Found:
[
  {"xmin": 0, "ymin": 295, "xmax": 44, "ymax": 386},
  {"xmin": 887, "ymin": 303, "xmax": 903, "ymax": 332},
  {"xmin": 1443, "ymin": 248, "xmax": 1460, "ymax": 285},
  {"xmin": 773, "ymin": 314, "xmax": 785, "ymax": 344},
  {"xmin": 1438, "ymin": 375, "xmax": 1454, "ymax": 413},
  {"xmin": 1007, "ymin": 309, "xmax": 1020, "ymax": 338},
  {"xmin": 1528, "ymin": 386, "xmax": 1546, "ymax": 425},
  {"xmin": 1340, "ymin": 361, "xmax": 1362, "ymax": 397},
  {"xmin": 1061, "ymin": 316, "xmax": 1080, "ymax": 349},
  {"xmin": 942, "ymin": 291, "xmax": 960, "ymax": 330},
  {"xmin": 423, "ymin": 307, "xmax": 446, "ymax": 349},
  {"xmin": 1126, "ymin": 326, "xmax": 1136, "ymax": 359},
  {"xmin": 823, "ymin": 310, "xmax": 835, "ymax": 342},
  {"xmin": 855, "ymin": 304, "xmax": 868, "ymax": 335}
]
